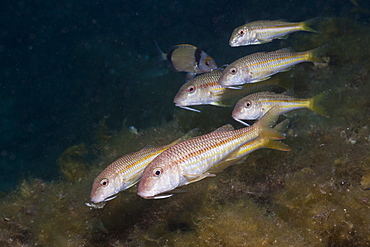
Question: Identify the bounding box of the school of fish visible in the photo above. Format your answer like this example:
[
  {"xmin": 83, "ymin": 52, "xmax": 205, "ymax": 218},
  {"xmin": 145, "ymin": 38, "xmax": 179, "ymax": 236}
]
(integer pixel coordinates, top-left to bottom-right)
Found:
[{"xmin": 89, "ymin": 18, "xmax": 329, "ymax": 205}]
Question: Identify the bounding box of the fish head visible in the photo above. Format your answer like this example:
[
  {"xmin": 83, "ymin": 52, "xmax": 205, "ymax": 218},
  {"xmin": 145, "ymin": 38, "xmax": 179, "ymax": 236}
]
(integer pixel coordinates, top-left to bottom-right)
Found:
[
  {"xmin": 198, "ymin": 52, "xmax": 218, "ymax": 72},
  {"xmin": 229, "ymin": 27, "xmax": 254, "ymax": 47},
  {"xmin": 174, "ymin": 76, "xmax": 216, "ymax": 108},
  {"xmin": 232, "ymin": 94, "xmax": 263, "ymax": 120},
  {"xmin": 90, "ymin": 169, "xmax": 126, "ymax": 203},
  {"xmin": 218, "ymin": 63, "xmax": 252, "ymax": 88},
  {"xmin": 137, "ymin": 158, "xmax": 182, "ymax": 199},
  {"xmin": 174, "ymin": 82, "xmax": 202, "ymax": 107}
]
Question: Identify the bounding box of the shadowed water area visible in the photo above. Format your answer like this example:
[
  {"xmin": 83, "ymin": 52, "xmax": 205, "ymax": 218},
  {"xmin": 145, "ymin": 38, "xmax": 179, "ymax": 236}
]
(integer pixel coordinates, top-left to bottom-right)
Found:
[{"xmin": 0, "ymin": 0, "xmax": 370, "ymax": 246}]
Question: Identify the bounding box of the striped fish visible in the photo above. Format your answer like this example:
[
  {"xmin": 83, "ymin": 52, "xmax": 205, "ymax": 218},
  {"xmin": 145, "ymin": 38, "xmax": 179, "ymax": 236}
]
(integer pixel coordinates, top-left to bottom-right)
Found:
[
  {"xmin": 229, "ymin": 19, "xmax": 317, "ymax": 47},
  {"xmin": 218, "ymin": 47, "xmax": 324, "ymax": 88},
  {"xmin": 174, "ymin": 69, "xmax": 226, "ymax": 112},
  {"xmin": 174, "ymin": 67, "xmax": 291, "ymax": 112},
  {"xmin": 232, "ymin": 91, "xmax": 329, "ymax": 125},
  {"xmin": 137, "ymin": 107, "xmax": 285, "ymax": 199},
  {"xmin": 89, "ymin": 129, "xmax": 198, "ymax": 203}
]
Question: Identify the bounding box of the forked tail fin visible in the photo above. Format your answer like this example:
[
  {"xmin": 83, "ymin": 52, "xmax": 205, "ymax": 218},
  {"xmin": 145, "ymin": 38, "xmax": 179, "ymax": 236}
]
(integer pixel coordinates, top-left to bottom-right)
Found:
[{"xmin": 309, "ymin": 91, "xmax": 329, "ymax": 118}]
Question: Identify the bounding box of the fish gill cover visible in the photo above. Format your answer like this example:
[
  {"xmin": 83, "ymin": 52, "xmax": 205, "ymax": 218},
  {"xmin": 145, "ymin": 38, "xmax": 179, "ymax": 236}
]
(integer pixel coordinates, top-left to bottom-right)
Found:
[{"xmin": 0, "ymin": 0, "xmax": 370, "ymax": 246}]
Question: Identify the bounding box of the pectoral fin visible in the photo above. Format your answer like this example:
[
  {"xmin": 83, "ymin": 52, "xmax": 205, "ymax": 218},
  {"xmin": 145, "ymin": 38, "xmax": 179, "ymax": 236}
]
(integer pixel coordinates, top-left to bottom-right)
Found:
[
  {"xmin": 251, "ymin": 76, "xmax": 272, "ymax": 83},
  {"xmin": 184, "ymin": 172, "xmax": 216, "ymax": 185},
  {"xmin": 212, "ymin": 124, "xmax": 234, "ymax": 133},
  {"xmin": 185, "ymin": 72, "xmax": 196, "ymax": 81},
  {"xmin": 210, "ymin": 88, "xmax": 226, "ymax": 96},
  {"xmin": 257, "ymin": 38, "xmax": 271, "ymax": 44},
  {"xmin": 278, "ymin": 34, "xmax": 289, "ymax": 40}
]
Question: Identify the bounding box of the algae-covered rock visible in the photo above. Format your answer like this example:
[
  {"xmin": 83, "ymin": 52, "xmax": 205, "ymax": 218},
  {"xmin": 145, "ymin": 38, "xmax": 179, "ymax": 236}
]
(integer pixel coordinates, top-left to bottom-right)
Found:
[
  {"xmin": 58, "ymin": 144, "xmax": 89, "ymax": 182},
  {"xmin": 190, "ymin": 199, "xmax": 320, "ymax": 247},
  {"xmin": 273, "ymin": 167, "xmax": 370, "ymax": 246},
  {"xmin": 360, "ymin": 170, "xmax": 370, "ymax": 190}
]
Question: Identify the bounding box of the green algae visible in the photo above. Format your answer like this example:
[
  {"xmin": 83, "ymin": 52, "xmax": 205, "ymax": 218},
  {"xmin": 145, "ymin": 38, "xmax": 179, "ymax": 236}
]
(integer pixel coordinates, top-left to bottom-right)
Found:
[
  {"xmin": 58, "ymin": 144, "xmax": 89, "ymax": 182},
  {"xmin": 273, "ymin": 167, "xmax": 370, "ymax": 246},
  {"xmin": 1, "ymin": 16, "xmax": 370, "ymax": 246},
  {"xmin": 0, "ymin": 178, "xmax": 96, "ymax": 246}
]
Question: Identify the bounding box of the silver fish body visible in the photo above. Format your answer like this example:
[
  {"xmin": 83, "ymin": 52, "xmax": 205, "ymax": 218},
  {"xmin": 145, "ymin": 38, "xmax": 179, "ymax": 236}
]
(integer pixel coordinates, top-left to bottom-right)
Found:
[
  {"xmin": 174, "ymin": 68, "xmax": 290, "ymax": 112},
  {"xmin": 90, "ymin": 146, "xmax": 170, "ymax": 203},
  {"xmin": 232, "ymin": 91, "xmax": 328, "ymax": 121},
  {"xmin": 218, "ymin": 48, "xmax": 323, "ymax": 88},
  {"xmin": 209, "ymin": 119, "xmax": 291, "ymax": 173},
  {"xmin": 137, "ymin": 107, "xmax": 284, "ymax": 199},
  {"xmin": 90, "ymin": 130, "xmax": 198, "ymax": 203},
  {"xmin": 229, "ymin": 20, "xmax": 316, "ymax": 47},
  {"xmin": 174, "ymin": 69, "xmax": 226, "ymax": 110}
]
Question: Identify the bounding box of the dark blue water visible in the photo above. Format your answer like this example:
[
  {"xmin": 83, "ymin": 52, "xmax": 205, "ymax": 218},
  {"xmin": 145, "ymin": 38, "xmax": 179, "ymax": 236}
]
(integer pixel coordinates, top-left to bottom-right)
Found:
[{"xmin": 0, "ymin": 0, "xmax": 367, "ymax": 191}]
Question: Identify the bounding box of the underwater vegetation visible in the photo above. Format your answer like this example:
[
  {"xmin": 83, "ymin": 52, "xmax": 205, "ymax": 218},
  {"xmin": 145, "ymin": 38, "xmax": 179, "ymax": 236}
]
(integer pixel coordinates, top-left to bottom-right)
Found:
[{"xmin": 1, "ymin": 16, "xmax": 370, "ymax": 246}]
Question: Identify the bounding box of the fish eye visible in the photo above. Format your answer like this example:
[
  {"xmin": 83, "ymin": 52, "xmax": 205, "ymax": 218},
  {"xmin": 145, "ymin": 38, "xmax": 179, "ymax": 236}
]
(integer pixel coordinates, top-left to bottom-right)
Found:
[
  {"xmin": 187, "ymin": 85, "xmax": 196, "ymax": 93},
  {"xmin": 100, "ymin": 178, "xmax": 109, "ymax": 187},
  {"xmin": 238, "ymin": 29, "xmax": 245, "ymax": 36},
  {"xmin": 205, "ymin": 60, "xmax": 210, "ymax": 66},
  {"xmin": 245, "ymin": 100, "xmax": 252, "ymax": 108},
  {"xmin": 153, "ymin": 167, "xmax": 163, "ymax": 177},
  {"xmin": 229, "ymin": 67, "xmax": 237, "ymax": 75}
]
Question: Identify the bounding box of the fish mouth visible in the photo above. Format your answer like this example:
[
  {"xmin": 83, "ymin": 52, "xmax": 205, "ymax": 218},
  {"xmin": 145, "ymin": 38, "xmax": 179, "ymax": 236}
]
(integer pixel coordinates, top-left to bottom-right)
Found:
[
  {"xmin": 85, "ymin": 201, "xmax": 106, "ymax": 209},
  {"xmin": 90, "ymin": 194, "xmax": 117, "ymax": 204},
  {"xmin": 137, "ymin": 190, "xmax": 165, "ymax": 199},
  {"xmin": 229, "ymin": 42, "xmax": 238, "ymax": 47}
]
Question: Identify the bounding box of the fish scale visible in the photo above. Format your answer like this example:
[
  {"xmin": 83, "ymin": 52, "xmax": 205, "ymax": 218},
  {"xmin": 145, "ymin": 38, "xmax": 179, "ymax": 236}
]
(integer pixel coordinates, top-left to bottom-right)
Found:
[
  {"xmin": 259, "ymin": 95, "xmax": 309, "ymax": 110},
  {"xmin": 90, "ymin": 146, "xmax": 173, "ymax": 203},
  {"xmin": 137, "ymin": 107, "xmax": 285, "ymax": 199},
  {"xmin": 171, "ymin": 131, "xmax": 243, "ymax": 173},
  {"xmin": 89, "ymin": 129, "xmax": 198, "ymax": 204},
  {"xmin": 229, "ymin": 19, "xmax": 317, "ymax": 47},
  {"xmin": 232, "ymin": 91, "xmax": 329, "ymax": 122},
  {"xmin": 218, "ymin": 48, "xmax": 323, "ymax": 88},
  {"xmin": 244, "ymin": 21, "xmax": 304, "ymax": 39},
  {"xmin": 174, "ymin": 68, "xmax": 289, "ymax": 112},
  {"xmin": 209, "ymin": 119, "xmax": 291, "ymax": 173},
  {"xmin": 240, "ymin": 52, "xmax": 309, "ymax": 72}
]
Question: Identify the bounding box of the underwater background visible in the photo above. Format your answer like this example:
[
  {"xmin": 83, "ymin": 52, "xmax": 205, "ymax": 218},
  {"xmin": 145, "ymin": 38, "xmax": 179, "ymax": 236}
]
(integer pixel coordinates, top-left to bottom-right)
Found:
[{"xmin": 1, "ymin": 0, "xmax": 370, "ymax": 246}]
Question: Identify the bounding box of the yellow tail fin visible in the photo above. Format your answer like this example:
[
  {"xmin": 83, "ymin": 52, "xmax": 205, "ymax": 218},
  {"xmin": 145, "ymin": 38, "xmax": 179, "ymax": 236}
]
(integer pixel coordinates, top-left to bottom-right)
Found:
[
  {"xmin": 309, "ymin": 92, "xmax": 329, "ymax": 118},
  {"xmin": 300, "ymin": 17, "xmax": 320, "ymax": 33},
  {"xmin": 306, "ymin": 46, "xmax": 327, "ymax": 63},
  {"xmin": 262, "ymin": 139, "xmax": 291, "ymax": 152}
]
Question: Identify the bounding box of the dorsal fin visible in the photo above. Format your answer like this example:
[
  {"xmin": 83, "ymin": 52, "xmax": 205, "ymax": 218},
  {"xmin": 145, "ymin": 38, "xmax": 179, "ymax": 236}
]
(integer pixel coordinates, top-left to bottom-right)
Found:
[
  {"xmin": 169, "ymin": 128, "xmax": 200, "ymax": 145},
  {"xmin": 212, "ymin": 124, "xmax": 234, "ymax": 133}
]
